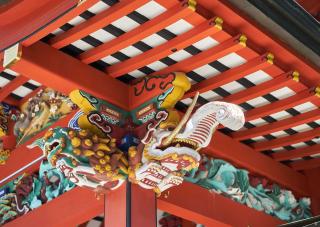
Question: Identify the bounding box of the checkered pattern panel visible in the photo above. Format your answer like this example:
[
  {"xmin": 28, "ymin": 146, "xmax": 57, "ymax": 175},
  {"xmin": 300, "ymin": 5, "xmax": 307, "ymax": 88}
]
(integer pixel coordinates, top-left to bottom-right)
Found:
[{"xmin": 0, "ymin": 69, "xmax": 41, "ymax": 101}]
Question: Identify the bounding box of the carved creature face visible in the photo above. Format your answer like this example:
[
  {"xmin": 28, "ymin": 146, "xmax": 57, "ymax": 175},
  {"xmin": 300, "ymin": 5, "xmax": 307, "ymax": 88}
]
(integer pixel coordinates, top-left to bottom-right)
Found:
[{"xmin": 134, "ymin": 100, "xmax": 245, "ymax": 193}]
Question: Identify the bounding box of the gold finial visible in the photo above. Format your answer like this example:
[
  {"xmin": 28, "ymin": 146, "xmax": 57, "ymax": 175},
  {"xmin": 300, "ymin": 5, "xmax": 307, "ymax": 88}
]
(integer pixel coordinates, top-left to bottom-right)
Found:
[
  {"xmin": 266, "ymin": 53, "xmax": 274, "ymax": 64},
  {"xmin": 315, "ymin": 87, "xmax": 320, "ymax": 97},
  {"xmin": 186, "ymin": 0, "xmax": 197, "ymax": 11},
  {"xmin": 213, "ymin": 17, "xmax": 223, "ymax": 30},
  {"xmin": 291, "ymin": 70, "xmax": 299, "ymax": 82},
  {"xmin": 239, "ymin": 35, "xmax": 247, "ymax": 47}
]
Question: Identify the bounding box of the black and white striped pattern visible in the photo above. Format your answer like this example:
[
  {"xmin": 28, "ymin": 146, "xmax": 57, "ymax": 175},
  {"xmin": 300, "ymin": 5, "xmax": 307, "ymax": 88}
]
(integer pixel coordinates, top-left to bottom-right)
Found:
[
  {"xmin": 40, "ymin": 0, "xmax": 320, "ymax": 165},
  {"xmin": 0, "ymin": 69, "xmax": 41, "ymax": 101}
]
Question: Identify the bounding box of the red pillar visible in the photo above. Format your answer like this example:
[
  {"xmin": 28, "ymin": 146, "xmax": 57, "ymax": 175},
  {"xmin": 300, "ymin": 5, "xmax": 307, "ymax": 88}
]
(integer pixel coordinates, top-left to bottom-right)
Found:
[
  {"xmin": 105, "ymin": 182, "xmax": 157, "ymax": 227},
  {"xmin": 304, "ymin": 167, "xmax": 320, "ymax": 215}
]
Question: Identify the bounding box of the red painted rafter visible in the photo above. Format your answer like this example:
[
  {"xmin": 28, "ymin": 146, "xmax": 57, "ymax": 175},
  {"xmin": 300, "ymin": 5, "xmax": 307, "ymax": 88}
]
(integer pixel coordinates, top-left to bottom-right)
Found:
[
  {"xmin": 233, "ymin": 108, "xmax": 320, "ymax": 141},
  {"xmin": 158, "ymin": 182, "xmax": 283, "ymax": 227},
  {"xmin": 272, "ymin": 144, "xmax": 320, "ymax": 161},
  {"xmin": 154, "ymin": 35, "xmax": 245, "ymax": 77},
  {"xmin": 245, "ymin": 89, "xmax": 317, "ymax": 121},
  {"xmin": 5, "ymin": 187, "xmax": 103, "ymax": 227},
  {"xmin": 0, "ymin": 75, "xmax": 29, "ymax": 102},
  {"xmin": 252, "ymin": 128, "xmax": 320, "ymax": 152},
  {"xmin": 223, "ymin": 71, "xmax": 299, "ymax": 104},
  {"xmin": 50, "ymin": 0, "xmax": 149, "ymax": 49},
  {"xmin": 206, "ymin": 131, "xmax": 308, "ymax": 195},
  {"xmin": 79, "ymin": 2, "xmax": 196, "ymax": 64},
  {"xmin": 107, "ymin": 18, "xmax": 223, "ymax": 78},
  {"xmin": 10, "ymin": 42, "xmax": 129, "ymax": 110},
  {"xmin": 290, "ymin": 158, "xmax": 320, "ymax": 171},
  {"xmin": 22, "ymin": 0, "xmax": 100, "ymax": 47},
  {"xmin": 184, "ymin": 53, "xmax": 273, "ymax": 99}
]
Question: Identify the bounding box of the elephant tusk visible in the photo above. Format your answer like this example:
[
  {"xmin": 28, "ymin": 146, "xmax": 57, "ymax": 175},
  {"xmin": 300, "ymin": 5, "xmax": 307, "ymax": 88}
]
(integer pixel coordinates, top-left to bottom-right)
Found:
[{"xmin": 162, "ymin": 92, "xmax": 199, "ymax": 146}]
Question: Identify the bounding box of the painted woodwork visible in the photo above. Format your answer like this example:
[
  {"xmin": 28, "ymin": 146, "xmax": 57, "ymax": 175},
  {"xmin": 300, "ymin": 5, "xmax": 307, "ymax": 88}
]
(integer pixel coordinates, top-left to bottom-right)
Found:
[
  {"xmin": 184, "ymin": 155, "xmax": 312, "ymax": 221},
  {"xmin": 29, "ymin": 72, "xmax": 245, "ymax": 195}
]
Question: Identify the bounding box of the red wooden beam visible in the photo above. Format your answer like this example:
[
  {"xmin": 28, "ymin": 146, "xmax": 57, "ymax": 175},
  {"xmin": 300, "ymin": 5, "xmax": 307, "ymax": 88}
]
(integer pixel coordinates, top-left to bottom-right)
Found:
[
  {"xmin": 290, "ymin": 158, "xmax": 320, "ymax": 171},
  {"xmin": 22, "ymin": 0, "xmax": 100, "ymax": 47},
  {"xmin": 105, "ymin": 183, "xmax": 156, "ymax": 227},
  {"xmin": 50, "ymin": 0, "xmax": 149, "ymax": 49},
  {"xmin": 184, "ymin": 53, "xmax": 273, "ymax": 99},
  {"xmin": 304, "ymin": 168, "xmax": 320, "ymax": 215},
  {"xmin": 205, "ymin": 131, "xmax": 309, "ymax": 196},
  {"xmin": 0, "ymin": 110, "xmax": 77, "ymax": 186},
  {"xmin": 252, "ymin": 128, "xmax": 320, "ymax": 152},
  {"xmin": 223, "ymin": 71, "xmax": 298, "ymax": 104},
  {"xmin": 5, "ymin": 187, "xmax": 103, "ymax": 227},
  {"xmin": 19, "ymin": 85, "xmax": 46, "ymax": 106},
  {"xmin": 245, "ymin": 88, "xmax": 318, "ymax": 121},
  {"xmin": 272, "ymin": 144, "xmax": 320, "ymax": 161},
  {"xmin": 3, "ymin": 96, "xmax": 20, "ymax": 107},
  {"xmin": 155, "ymin": 34, "xmax": 246, "ymax": 77},
  {"xmin": 10, "ymin": 42, "xmax": 129, "ymax": 110},
  {"xmin": 232, "ymin": 108, "xmax": 320, "ymax": 141},
  {"xmin": 79, "ymin": 1, "xmax": 196, "ymax": 64},
  {"xmin": 107, "ymin": 18, "xmax": 223, "ymax": 78},
  {"xmin": 0, "ymin": 75, "xmax": 29, "ymax": 102},
  {"xmin": 158, "ymin": 182, "xmax": 283, "ymax": 227}
]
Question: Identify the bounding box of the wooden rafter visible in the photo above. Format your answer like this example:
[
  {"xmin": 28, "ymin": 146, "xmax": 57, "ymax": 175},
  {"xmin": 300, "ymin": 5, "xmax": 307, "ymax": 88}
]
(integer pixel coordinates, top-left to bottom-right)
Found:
[
  {"xmin": 252, "ymin": 128, "xmax": 320, "ymax": 151},
  {"xmin": 5, "ymin": 187, "xmax": 103, "ymax": 227},
  {"xmin": 223, "ymin": 71, "xmax": 299, "ymax": 104},
  {"xmin": 50, "ymin": 0, "xmax": 150, "ymax": 49},
  {"xmin": 233, "ymin": 108, "xmax": 320, "ymax": 141},
  {"xmin": 158, "ymin": 182, "xmax": 283, "ymax": 227},
  {"xmin": 184, "ymin": 53, "xmax": 273, "ymax": 99},
  {"xmin": 155, "ymin": 34, "xmax": 243, "ymax": 77},
  {"xmin": 107, "ymin": 18, "xmax": 223, "ymax": 78},
  {"xmin": 79, "ymin": 1, "xmax": 196, "ymax": 64},
  {"xmin": 290, "ymin": 158, "xmax": 320, "ymax": 171},
  {"xmin": 10, "ymin": 42, "xmax": 129, "ymax": 109},
  {"xmin": 22, "ymin": 0, "xmax": 100, "ymax": 47},
  {"xmin": 272, "ymin": 144, "xmax": 320, "ymax": 161},
  {"xmin": 0, "ymin": 75, "xmax": 29, "ymax": 102},
  {"xmin": 245, "ymin": 88, "xmax": 318, "ymax": 121}
]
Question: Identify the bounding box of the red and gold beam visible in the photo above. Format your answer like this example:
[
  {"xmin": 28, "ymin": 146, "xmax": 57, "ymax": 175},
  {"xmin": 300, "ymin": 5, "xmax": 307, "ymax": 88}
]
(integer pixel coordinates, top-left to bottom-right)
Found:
[
  {"xmin": 245, "ymin": 88, "xmax": 318, "ymax": 121},
  {"xmin": 184, "ymin": 52, "xmax": 273, "ymax": 99},
  {"xmin": 252, "ymin": 128, "xmax": 320, "ymax": 152}
]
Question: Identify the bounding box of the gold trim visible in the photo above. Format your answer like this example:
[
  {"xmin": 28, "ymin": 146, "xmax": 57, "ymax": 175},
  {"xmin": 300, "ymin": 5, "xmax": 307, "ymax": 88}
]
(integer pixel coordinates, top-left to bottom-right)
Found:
[
  {"xmin": 77, "ymin": 0, "xmax": 86, "ymax": 6},
  {"xmin": 291, "ymin": 70, "xmax": 299, "ymax": 82},
  {"xmin": 186, "ymin": 0, "xmax": 197, "ymax": 11},
  {"xmin": 239, "ymin": 35, "xmax": 247, "ymax": 47},
  {"xmin": 213, "ymin": 17, "xmax": 223, "ymax": 30},
  {"xmin": 315, "ymin": 86, "xmax": 320, "ymax": 98},
  {"xmin": 266, "ymin": 53, "xmax": 274, "ymax": 64}
]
